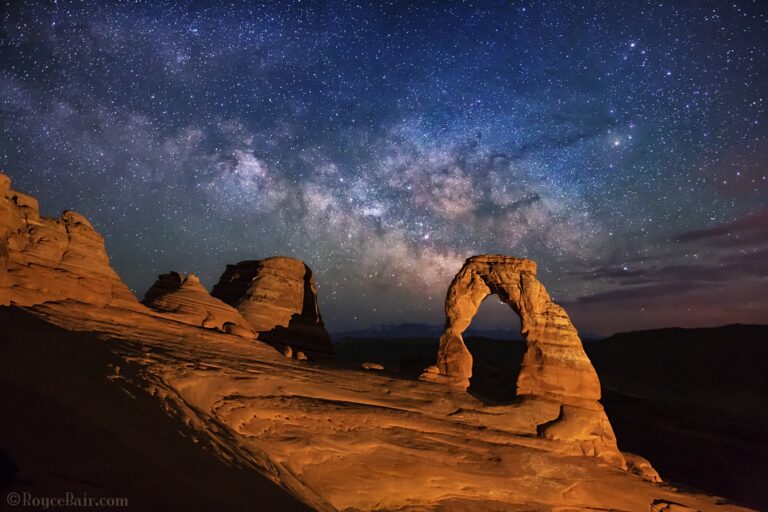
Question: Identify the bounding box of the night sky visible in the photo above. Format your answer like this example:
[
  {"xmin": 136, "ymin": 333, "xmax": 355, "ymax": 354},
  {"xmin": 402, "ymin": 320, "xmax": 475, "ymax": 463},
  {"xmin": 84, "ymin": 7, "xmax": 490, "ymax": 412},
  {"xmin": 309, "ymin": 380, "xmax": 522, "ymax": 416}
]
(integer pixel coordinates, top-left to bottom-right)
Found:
[{"xmin": 2, "ymin": 1, "xmax": 766, "ymax": 335}]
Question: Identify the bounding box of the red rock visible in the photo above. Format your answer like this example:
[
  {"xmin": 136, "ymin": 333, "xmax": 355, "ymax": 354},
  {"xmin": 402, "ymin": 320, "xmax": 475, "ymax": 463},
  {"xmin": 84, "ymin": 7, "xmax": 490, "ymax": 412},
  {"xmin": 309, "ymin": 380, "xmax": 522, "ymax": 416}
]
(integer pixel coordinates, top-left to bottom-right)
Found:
[
  {"xmin": 420, "ymin": 254, "xmax": 627, "ymax": 467},
  {"xmin": 143, "ymin": 272, "xmax": 255, "ymax": 337},
  {"xmin": 625, "ymin": 452, "xmax": 662, "ymax": 483},
  {"xmin": 211, "ymin": 257, "xmax": 333, "ymax": 358},
  {"xmin": 223, "ymin": 323, "xmax": 255, "ymax": 338},
  {"xmin": 0, "ymin": 173, "xmax": 140, "ymax": 310}
]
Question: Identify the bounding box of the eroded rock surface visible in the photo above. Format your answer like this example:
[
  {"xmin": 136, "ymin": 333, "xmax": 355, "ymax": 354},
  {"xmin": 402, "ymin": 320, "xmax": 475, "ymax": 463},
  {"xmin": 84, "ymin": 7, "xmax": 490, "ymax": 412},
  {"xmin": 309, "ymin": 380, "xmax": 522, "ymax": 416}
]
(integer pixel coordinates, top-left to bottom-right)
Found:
[
  {"xmin": 15, "ymin": 301, "xmax": 747, "ymax": 512},
  {"xmin": 421, "ymin": 254, "xmax": 626, "ymax": 467},
  {"xmin": 211, "ymin": 257, "xmax": 333, "ymax": 357},
  {"xmin": 0, "ymin": 173, "xmax": 140, "ymax": 310},
  {"xmin": 143, "ymin": 272, "xmax": 255, "ymax": 337}
]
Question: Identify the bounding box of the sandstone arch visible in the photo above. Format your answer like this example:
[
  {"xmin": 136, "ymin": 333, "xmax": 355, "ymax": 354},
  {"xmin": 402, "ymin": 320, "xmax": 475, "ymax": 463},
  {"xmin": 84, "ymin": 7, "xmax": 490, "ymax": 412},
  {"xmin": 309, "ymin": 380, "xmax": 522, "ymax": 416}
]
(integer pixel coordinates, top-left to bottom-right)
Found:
[
  {"xmin": 421, "ymin": 255, "xmax": 624, "ymax": 466},
  {"xmin": 421, "ymin": 255, "xmax": 600, "ymax": 401}
]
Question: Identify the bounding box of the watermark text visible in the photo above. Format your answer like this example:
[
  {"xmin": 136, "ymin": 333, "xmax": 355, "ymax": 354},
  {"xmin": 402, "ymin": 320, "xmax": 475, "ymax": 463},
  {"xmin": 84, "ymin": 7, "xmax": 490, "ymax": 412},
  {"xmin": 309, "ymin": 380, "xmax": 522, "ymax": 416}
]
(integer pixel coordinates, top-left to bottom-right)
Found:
[{"xmin": 6, "ymin": 491, "xmax": 128, "ymax": 509}]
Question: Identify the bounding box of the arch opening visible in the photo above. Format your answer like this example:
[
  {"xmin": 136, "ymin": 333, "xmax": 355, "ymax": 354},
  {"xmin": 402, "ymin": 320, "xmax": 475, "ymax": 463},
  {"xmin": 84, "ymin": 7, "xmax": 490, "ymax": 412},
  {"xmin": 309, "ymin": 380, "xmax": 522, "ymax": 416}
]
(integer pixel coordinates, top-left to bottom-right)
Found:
[{"xmin": 465, "ymin": 295, "xmax": 526, "ymax": 404}]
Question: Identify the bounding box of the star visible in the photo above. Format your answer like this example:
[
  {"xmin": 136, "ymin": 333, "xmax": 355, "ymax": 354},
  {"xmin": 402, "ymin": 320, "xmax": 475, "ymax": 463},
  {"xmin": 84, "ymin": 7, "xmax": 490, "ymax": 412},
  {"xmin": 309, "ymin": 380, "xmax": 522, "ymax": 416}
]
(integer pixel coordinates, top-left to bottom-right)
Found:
[{"xmin": 2, "ymin": 0, "xmax": 766, "ymax": 334}]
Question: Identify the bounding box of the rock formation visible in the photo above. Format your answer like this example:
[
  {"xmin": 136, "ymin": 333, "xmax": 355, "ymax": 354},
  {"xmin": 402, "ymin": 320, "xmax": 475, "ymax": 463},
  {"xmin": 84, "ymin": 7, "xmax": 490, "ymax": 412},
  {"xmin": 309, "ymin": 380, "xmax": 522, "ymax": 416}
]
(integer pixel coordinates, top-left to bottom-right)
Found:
[
  {"xmin": 211, "ymin": 257, "xmax": 334, "ymax": 357},
  {"xmin": 0, "ymin": 174, "xmax": 325, "ymax": 349},
  {"xmin": 421, "ymin": 254, "xmax": 625, "ymax": 466},
  {"xmin": 143, "ymin": 272, "xmax": 255, "ymax": 337},
  {"xmin": 0, "ymin": 173, "xmax": 140, "ymax": 310}
]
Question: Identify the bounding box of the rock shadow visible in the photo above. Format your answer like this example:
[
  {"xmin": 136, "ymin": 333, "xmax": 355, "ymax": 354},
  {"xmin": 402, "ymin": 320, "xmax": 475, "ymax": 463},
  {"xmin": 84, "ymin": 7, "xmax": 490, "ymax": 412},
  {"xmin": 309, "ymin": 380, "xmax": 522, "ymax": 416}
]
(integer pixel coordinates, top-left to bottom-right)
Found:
[
  {"xmin": 258, "ymin": 265, "xmax": 333, "ymax": 358},
  {"xmin": 465, "ymin": 336, "xmax": 526, "ymax": 404}
]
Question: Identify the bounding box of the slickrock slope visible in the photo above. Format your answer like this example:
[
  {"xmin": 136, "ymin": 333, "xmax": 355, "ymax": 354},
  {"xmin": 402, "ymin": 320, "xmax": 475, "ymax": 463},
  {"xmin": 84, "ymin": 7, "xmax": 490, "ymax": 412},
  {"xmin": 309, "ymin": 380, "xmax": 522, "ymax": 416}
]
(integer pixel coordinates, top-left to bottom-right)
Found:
[
  {"xmin": 0, "ymin": 173, "xmax": 140, "ymax": 310},
  {"xmin": 0, "ymin": 308, "xmax": 311, "ymax": 512},
  {"xmin": 8, "ymin": 300, "xmax": 751, "ymax": 512},
  {"xmin": 212, "ymin": 257, "xmax": 334, "ymax": 358},
  {"xmin": 421, "ymin": 255, "xmax": 625, "ymax": 467},
  {"xmin": 143, "ymin": 272, "xmax": 255, "ymax": 337}
]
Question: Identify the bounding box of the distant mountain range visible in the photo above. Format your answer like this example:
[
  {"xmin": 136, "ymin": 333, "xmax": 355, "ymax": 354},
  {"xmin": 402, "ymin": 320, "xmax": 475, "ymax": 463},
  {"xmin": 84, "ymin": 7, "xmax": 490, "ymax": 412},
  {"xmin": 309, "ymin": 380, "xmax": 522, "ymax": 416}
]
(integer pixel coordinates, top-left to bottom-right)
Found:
[
  {"xmin": 332, "ymin": 322, "xmax": 607, "ymax": 340},
  {"xmin": 332, "ymin": 322, "xmax": 519, "ymax": 340}
]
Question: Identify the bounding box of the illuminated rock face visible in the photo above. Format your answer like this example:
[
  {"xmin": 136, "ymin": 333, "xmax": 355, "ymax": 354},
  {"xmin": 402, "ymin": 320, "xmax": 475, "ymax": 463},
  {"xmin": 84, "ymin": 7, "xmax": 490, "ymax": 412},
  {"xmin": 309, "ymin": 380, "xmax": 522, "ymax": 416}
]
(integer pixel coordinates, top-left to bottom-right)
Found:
[
  {"xmin": 0, "ymin": 172, "xmax": 139, "ymax": 310},
  {"xmin": 211, "ymin": 257, "xmax": 334, "ymax": 358},
  {"xmin": 421, "ymin": 254, "xmax": 624, "ymax": 466},
  {"xmin": 143, "ymin": 272, "xmax": 255, "ymax": 337}
]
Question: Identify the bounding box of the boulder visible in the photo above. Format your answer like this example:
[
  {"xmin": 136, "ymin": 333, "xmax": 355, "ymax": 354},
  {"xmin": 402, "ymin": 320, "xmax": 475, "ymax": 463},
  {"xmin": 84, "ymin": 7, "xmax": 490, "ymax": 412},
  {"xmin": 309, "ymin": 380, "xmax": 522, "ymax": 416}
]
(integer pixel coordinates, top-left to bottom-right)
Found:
[
  {"xmin": 625, "ymin": 452, "xmax": 662, "ymax": 483},
  {"xmin": 223, "ymin": 322, "xmax": 255, "ymax": 338},
  {"xmin": 211, "ymin": 257, "xmax": 333, "ymax": 358},
  {"xmin": 142, "ymin": 272, "xmax": 254, "ymax": 337},
  {"xmin": 651, "ymin": 500, "xmax": 696, "ymax": 511},
  {"xmin": 0, "ymin": 173, "xmax": 140, "ymax": 310}
]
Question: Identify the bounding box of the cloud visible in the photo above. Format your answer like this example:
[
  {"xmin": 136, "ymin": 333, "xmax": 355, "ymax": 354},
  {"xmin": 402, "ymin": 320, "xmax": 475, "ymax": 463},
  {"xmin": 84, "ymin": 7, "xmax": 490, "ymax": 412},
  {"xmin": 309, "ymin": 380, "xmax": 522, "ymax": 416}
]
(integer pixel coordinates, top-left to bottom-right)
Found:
[
  {"xmin": 565, "ymin": 277, "xmax": 768, "ymax": 335},
  {"xmin": 576, "ymin": 254, "xmax": 768, "ymax": 287},
  {"xmin": 564, "ymin": 211, "xmax": 768, "ymax": 334},
  {"xmin": 569, "ymin": 280, "xmax": 709, "ymax": 306},
  {"xmin": 675, "ymin": 210, "xmax": 768, "ymax": 247},
  {"xmin": 567, "ymin": 212, "xmax": 768, "ymax": 325}
]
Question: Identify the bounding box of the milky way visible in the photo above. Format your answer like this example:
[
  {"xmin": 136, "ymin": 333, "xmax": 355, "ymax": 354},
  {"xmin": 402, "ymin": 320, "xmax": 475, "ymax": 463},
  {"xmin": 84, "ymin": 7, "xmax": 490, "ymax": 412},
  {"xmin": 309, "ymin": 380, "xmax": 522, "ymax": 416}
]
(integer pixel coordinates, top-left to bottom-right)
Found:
[{"xmin": 2, "ymin": 1, "xmax": 766, "ymax": 334}]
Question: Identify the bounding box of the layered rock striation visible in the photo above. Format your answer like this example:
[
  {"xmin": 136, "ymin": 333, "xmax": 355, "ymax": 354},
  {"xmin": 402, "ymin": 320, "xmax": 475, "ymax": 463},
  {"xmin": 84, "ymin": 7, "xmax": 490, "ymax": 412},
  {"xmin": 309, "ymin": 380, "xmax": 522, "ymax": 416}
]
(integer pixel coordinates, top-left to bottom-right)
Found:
[
  {"xmin": 143, "ymin": 272, "xmax": 255, "ymax": 337},
  {"xmin": 0, "ymin": 173, "xmax": 326, "ymax": 348},
  {"xmin": 421, "ymin": 254, "xmax": 625, "ymax": 466},
  {"xmin": 0, "ymin": 173, "xmax": 140, "ymax": 310},
  {"xmin": 212, "ymin": 257, "xmax": 333, "ymax": 357}
]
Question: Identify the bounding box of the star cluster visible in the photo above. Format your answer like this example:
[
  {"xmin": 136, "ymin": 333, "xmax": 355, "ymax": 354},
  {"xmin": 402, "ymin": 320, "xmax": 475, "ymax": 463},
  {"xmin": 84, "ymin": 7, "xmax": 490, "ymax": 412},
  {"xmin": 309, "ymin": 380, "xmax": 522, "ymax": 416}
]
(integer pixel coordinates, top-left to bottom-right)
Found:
[{"xmin": 2, "ymin": 1, "xmax": 766, "ymax": 334}]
